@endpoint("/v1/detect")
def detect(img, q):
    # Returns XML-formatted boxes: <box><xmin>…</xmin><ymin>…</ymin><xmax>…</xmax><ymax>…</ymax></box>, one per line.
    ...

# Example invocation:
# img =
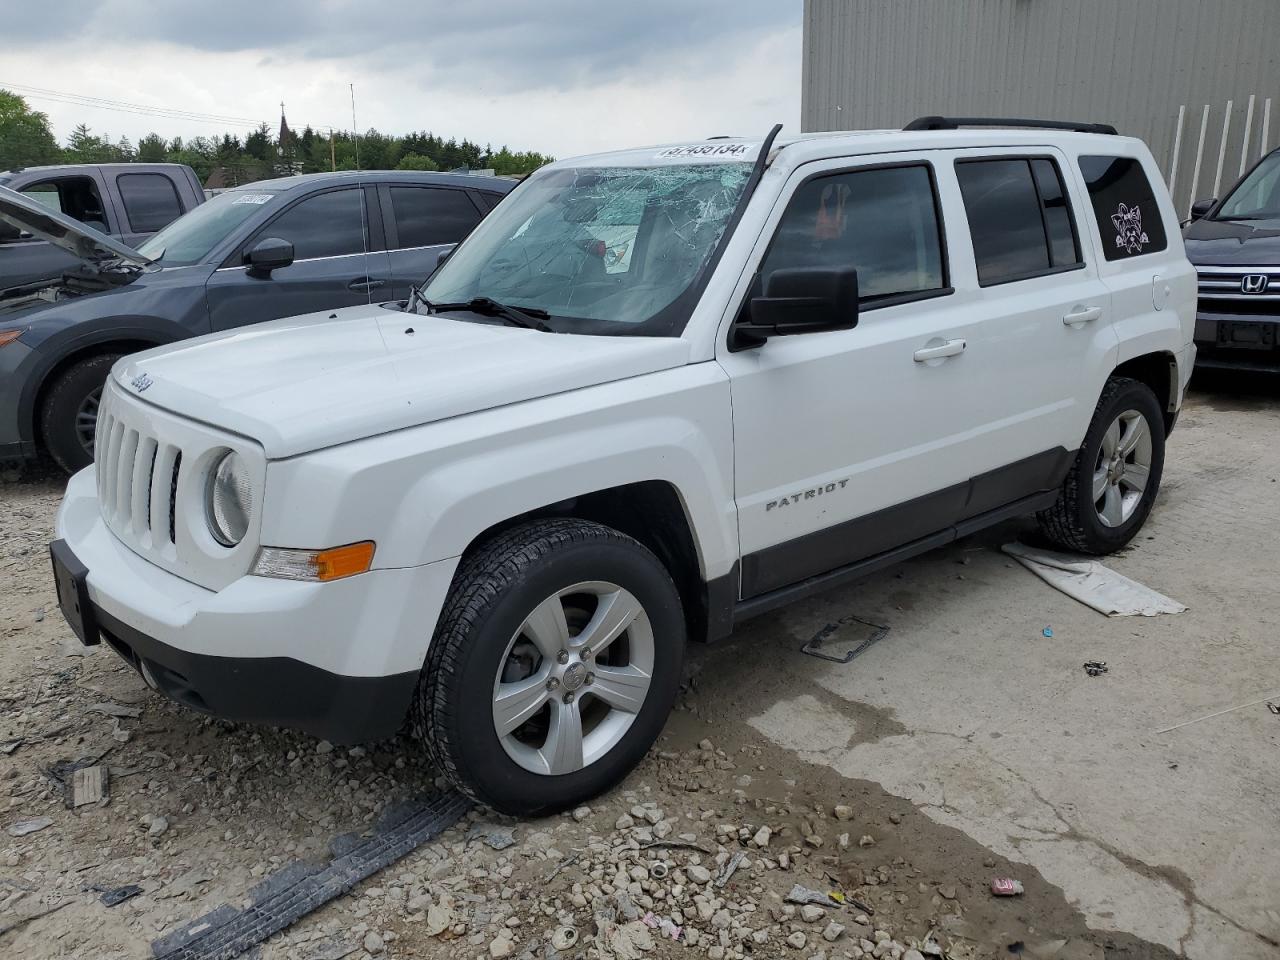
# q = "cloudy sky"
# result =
<box><xmin>2</xmin><ymin>0</ymin><xmax>802</xmax><ymax>159</ymax></box>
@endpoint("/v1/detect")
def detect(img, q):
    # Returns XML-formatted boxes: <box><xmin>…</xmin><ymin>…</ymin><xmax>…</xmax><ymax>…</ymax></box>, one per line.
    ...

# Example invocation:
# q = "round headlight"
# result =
<box><xmin>207</xmin><ymin>451</ymin><xmax>252</xmax><ymax>547</ymax></box>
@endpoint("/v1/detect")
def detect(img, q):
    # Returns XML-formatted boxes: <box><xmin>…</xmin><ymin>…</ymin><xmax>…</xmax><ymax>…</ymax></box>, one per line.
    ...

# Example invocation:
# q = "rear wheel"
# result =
<box><xmin>412</xmin><ymin>518</ymin><xmax>685</xmax><ymax>816</ymax></box>
<box><xmin>1037</xmin><ymin>376</ymin><xmax>1166</xmax><ymax>554</ymax></box>
<box><xmin>40</xmin><ymin>354</ymin><xmax>120</xmax><ymax>474</ymax></box>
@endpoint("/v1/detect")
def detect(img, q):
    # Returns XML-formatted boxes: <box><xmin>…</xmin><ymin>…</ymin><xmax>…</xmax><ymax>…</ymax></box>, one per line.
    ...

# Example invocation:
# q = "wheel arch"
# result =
<box><xmin>23</xmin><ymin>323</ymin><xmax>182</xmax><ymax>450</ymax></box>
<box><xmin>1112</xmin><ymin>350</ymin><xmax>1179</xmax><ymax>434</ymax></box>
<box><xmin>458</xmin><ymin>480</ymin><xmax>732</xmax><ymax>646</ymax></box>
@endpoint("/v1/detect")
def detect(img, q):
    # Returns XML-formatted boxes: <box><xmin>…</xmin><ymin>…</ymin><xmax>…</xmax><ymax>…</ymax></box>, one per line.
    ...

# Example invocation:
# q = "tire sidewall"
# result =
<box><xmin>42</xmin><ymin>354</ymin><xmax>119</xmax><ymax>474</ymax></box>
<box><xmin>443</xmin><ymin>536</ymin><xmax>685</xmax><ymax>816</ymax></box>
<box><xmin>1072</xmin><ymin>380</ymin><xmax>1166</xmax><ymax>551</ymax></box>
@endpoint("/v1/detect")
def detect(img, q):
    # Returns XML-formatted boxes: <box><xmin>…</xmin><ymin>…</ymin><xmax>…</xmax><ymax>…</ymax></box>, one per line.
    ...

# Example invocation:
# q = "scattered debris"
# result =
<box><xmin>1003</xmin><ymin>543</ymin><xmax>1187</xmax><ymax>617</ymax></box>
<box><xmin>649</xmin><ymin>862</ymin><xmax>669</xmax><ymax>880</ymax></box>
<box><xmin>5</xmin><ymin>817</ymin><xmax>53</xmax><ymax>838</ymax></box>
<box><xmin>641</xmin><ymin>910</ymin><xmax>683</xmax><ymax>941</ymax></box>
<box><xmin>991</xmin><ymin>877</ymin><xmax>1025</xmax><ymax>897</ymax></box>
<box><xmin>151</xmin><ymin>792</ymin><xmax>470</xmax><ymax>960</ymax></box>
<box><xmin>551</xmin><ymin>926</ymin><xmax>579</xmax><ymax>951</ymax></box>
<box><xmin>0</xmin><ymin>739</ymin><xmax>21</xmax><ymax>755</ymax></box>
<box><xmin>714</xmin><ymin>851</ymin><xmax>746</xmax><ymax>888</ymax></box>
<box><xmin>1083</xmin><ymin>661</ymin><xmax>1109</xmax><ymax>677</ymax></box>
<box><xmin>96</xmin><ymin>883</ymin><xmax>144</xmax><ymax>907</ymax></box>
<box><xmin>801</xmin><ymin>614</ymin><xmax>889</xmax><ymax>663</ymax></box>
<box><xmin>69</xmin><ymin>765</ymin><xmax>109</xmax><ymax>808</ymax></box>
<box><xmin>640</xmin><ymin>839</ymin><xmax>713</xmax><ymax>855</ymax></box>
<box><xmin>303</xmin><ymin>937</ymin><xmax>361</xmax><ymax>960</ymax></box>
<box><xmin>154</xmin><ymin>868</ymin><xmax>212</xmax><ymax>901</ymax></box>
<box><xmin>1267</xmin><ymin>702</ymin><xmax>1279</xmax><ymax>716</ymax></box>
<box><xmin>466</xmin><ymin>822</ymin><xmax>517</xmax><ymax>851</ymax></box>
<box><xmin>1155</xmin><ymin>688</ymin><xmax>1280</xmax><ymax>734</ymax></box>
<box><xmin>1042</xmin><ymin>626</ymin><xmax>1053</xmax><ymax>638</ymax></box>
<box><xmin>785</xmin><ymin>884</ymin><xmax>835</xmax><ymax>907</ymax></box>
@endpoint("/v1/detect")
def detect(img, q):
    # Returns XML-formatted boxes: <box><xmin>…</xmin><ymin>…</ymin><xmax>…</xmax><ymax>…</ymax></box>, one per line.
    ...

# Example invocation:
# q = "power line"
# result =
<box><xmin>0</xmin><ymin>80</ymin><xmax>264</xmax><ymax>127</ymax></box>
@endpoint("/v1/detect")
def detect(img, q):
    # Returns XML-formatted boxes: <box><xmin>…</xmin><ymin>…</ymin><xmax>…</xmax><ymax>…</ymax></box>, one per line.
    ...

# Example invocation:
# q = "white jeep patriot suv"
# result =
<box><xmin>51</xmin><ymin>118</ymin><xmax>1196</xmax><ymax>815</ymax></box>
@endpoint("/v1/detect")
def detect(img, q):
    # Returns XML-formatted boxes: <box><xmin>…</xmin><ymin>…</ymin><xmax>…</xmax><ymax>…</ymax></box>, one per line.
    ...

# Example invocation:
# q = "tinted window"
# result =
<box><xmin>21</xmin><ymin>177</ymin><xmax>107</xmax><ymax>230</ymax></box>
<box><xmin>759</xmin><ymin>164</ymin><xmax>946</xmax><ymax>302</ymax></box>
<box><xmin>957</xmin><ymin>158</ymin><xmax>1082</xmax><ymax>285</ymax></box>
<box><xmin>389</xmin><ymin>187</ymin><xmax>481</xmax><ymax>248</ymax></box>
<box><xmin>118</xmin><ymin>173</ymin><xmax>183</xmax><ymax>233</ymax></box>
<box><xmin>476</xmin><ymin>191</ymin><xmax>504</xmax><ymax>212</ymax></box>
<box><xmin>261</xmin><ymin>189</ymin><xmax>370</xmax><ymax>260</ymax></box>
<box><xmin>1078</xmin><ymin>155</ymin><xmax>1168</xmax><ymax>260</ymax></box>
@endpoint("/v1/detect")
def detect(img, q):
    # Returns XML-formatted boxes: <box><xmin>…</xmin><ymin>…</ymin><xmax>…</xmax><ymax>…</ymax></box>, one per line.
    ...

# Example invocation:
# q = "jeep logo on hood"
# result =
<box><xmin>130</xmin><ymin>372</ymin><xmax>154</xmax><ymax>393</ymax></box>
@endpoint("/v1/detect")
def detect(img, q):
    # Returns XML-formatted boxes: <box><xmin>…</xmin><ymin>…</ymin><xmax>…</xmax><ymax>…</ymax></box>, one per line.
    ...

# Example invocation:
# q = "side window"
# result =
<box><xmin>21</xmin><ymin>177</ymin><xmax>108</xmax><ymax>231</ymax></box>
<box><xmin>476</xmin><ymin>191</ymin><xmax>504</xmax><ymax>212</ymax></box>
<box><xmin>259</xmin><ymin>189</ymin><xmax>370</xmax><ymax>261</ymax></box>
<box><xmin>117</xmin><ymin>173</ymin><xmax>183</xmax><ymax>233</ymax></box>
<box><xmin>1078</xmin><ymin>155</ymin><xmax>1168</xmax><ymax>260</ymax></box>
<box><xmin>758</xmin><ymin>164</ymin><xmax>947</xmax><ymax>303</ymax></box>
<box><xmin>389</xmin><ymin>187</ymin><xmax>481</xmax><ymax>248</ymax></box>
<box><xmin>955</xmin><ymin>157</ymin><xmax>1082</xmax><ymax>286</ymax></box>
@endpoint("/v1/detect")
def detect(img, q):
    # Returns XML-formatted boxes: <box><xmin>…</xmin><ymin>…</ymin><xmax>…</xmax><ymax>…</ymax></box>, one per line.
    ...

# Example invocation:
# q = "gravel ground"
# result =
<box><xmin>0</xmin><ymin>378</ymin><xmax>1269</xmax><ymax>960</ymax></box>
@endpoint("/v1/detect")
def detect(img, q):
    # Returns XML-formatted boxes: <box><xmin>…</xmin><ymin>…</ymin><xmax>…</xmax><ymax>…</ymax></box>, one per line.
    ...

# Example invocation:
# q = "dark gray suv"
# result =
<box><xmin>0</xmin><ymin>170</ymin><xmax>513</xmax><ymax>472</ymax></box>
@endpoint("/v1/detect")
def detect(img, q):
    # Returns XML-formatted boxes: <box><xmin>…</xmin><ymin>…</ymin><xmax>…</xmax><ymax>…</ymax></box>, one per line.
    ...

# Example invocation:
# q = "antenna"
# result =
<box><xmin>349</xmin><ymin>83</ymin><xmax>373</xmax><ymax>305</ymax></box>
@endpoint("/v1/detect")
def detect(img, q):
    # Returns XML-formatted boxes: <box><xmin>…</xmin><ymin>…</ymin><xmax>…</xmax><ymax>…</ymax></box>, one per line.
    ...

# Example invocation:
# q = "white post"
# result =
<box><xmin>1212</xmin><ymin>99</ymin><xmax>1233</xmax><ymax>198</ymax></box>
<box><xmin>1187</xmin><ymin>104</ymin><xmax>1211</xmax><ymax>218</ymax></box>
<box><xmin>1262</xmin><ymin>98</ymin><xmax>1273</xmax><ymax>158</ymax></box>
<box><xmin>1168</xmin><ymin>105</ymin><xmax>1186</xmax><ymax>196</ymax></box>
<box><xmin>1239</xmin><ymin>94</ymin><xmax>1256</xmax><ymax>175</ymax></box>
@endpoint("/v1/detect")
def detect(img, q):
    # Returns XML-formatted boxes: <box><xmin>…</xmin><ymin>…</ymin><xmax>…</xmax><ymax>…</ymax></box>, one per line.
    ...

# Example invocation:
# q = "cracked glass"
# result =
<box><xmin>420</xmin><ymin>162</ymin><xmax>752</xmax><ymax>336</ymax></box>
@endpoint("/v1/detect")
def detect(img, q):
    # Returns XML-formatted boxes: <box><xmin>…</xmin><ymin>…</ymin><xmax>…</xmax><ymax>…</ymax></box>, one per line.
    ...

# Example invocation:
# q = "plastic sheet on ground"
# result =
<box><xmin>1002</xmin><ymin>543</ymin><xmax>1187</xmax><ymax>617</ymax></box>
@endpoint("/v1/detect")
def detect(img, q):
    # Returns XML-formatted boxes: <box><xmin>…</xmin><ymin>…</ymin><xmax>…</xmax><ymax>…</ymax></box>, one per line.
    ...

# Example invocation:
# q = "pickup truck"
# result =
<box><xmin>0</xmin><ymin>163</ymin><xmax>204</xmax><ymax>290</ymax></box>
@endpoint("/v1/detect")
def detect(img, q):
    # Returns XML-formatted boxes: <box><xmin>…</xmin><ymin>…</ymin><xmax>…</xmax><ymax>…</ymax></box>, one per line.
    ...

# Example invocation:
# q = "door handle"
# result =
<box><xmin>348</xmin><ymin>278</ymin><xmax>386</xmax><ymax>291</ymax></box>
<box><xmin>913</xmin><ymin>338</ymin><xmax>966</xmax><ymax>362</ymax></box>
<box><xmin>1063</xmin><ymin>305</ymin><xmax>1103</xmax><ymax>326</ymax></box>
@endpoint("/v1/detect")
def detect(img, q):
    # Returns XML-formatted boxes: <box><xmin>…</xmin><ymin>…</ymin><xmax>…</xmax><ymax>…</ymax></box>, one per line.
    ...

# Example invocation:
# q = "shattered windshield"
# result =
<box><xmin>420</xmin><ymin>162</ymin><xmax>752</xmax><ymax>336</ymax></box>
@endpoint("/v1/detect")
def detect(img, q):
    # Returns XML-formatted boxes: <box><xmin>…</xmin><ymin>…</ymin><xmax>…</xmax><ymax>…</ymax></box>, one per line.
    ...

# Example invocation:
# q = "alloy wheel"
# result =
<box><xmin>492</xmin><ymin>581</ymin><xmax>654</xmax><ymax>776</ymax></box>
<box><xmin>1093</xmin><ymin>409</ymin><xmax>1153</xmax><ymax>528</ymax></box>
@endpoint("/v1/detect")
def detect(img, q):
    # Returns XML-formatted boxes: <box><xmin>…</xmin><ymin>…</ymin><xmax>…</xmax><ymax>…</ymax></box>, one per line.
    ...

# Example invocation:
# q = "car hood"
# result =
<box><xmin>1183</xmin><ymin>216</ymin><xmax>1280</xmax><ymax>265</ymax></box>
<box><xmin>0</xmin><ymin>185</ymin><xmax>153</xmax><ymax>268</ymax></box>
<box><xmin>114</xmin><ymin>304</ymin><xmax>692</xmax><ymax>458</ymax></box>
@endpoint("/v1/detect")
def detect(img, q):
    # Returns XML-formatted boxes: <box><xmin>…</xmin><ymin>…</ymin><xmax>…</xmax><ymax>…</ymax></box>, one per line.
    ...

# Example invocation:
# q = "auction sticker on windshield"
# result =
<box><xmin>232</xmin><ymin>194</ymin><xmax>274</xmax><ymax>205</ymax></box>
<box><xmin>654</xmin><ymin>143</ymin><xmax>757</xmax><ymax>160</ymax></box>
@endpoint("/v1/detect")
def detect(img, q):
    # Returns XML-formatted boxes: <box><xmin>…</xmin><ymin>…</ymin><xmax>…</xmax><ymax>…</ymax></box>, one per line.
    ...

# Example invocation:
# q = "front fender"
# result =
<box><xmin>261</xmin><ymin>363</ymin><xmax>739</xmax><ymax>582</ymax></box>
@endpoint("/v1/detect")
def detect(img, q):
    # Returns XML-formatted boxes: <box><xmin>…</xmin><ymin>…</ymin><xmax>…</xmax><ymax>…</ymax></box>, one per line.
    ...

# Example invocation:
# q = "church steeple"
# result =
<box><xmin>278</xmin><ymin>102</ymin><xmax>293</xmax><ymax>153</ymax></box>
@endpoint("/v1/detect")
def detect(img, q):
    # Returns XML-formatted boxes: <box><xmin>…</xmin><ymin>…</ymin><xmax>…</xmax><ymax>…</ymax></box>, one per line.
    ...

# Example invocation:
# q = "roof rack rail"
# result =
<box><xmin>905</xmin><ymin>116</ymin><xmax>1119</xmax><ymax>136</ymax></box>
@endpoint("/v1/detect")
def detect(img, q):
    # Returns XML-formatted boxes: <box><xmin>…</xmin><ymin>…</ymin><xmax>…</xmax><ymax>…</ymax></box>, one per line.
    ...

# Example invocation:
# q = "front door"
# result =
<box><xmin>205</xmin><ymin>186</ymin><xmax>392</xmax><ymax>332</ymax></box>
<box><xmin>721</xmin><ymin>155</ymin><xmax>989</xmax><ymax>598</ymax></box>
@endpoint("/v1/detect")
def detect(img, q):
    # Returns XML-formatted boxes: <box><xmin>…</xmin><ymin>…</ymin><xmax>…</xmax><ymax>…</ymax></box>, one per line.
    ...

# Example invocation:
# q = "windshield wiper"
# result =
<box><xmin>428</xmin><ymin>296</ymin><xmax>554</xmax><ymax>332</ymax></box>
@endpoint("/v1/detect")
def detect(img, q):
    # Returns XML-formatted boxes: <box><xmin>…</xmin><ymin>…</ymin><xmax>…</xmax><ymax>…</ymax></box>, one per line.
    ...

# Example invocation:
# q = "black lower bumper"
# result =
<box><xmin>94</xmin><ymin>605</ymin><xmax>419</xmax><ymax>745</ymax></box>
<box><xmin>1194</xmin><ymin>314</ymin><xmax>1280</xmax><ymax>372</ymax></box>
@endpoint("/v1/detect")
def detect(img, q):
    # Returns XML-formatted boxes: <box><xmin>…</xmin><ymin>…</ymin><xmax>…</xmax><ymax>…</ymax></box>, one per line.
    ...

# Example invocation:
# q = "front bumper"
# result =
<box><xmin>53</xmin><ymin>466</ymin><xmax>459</xmax><ymax>744</ymax></box>
<box><xmin>1193</xmin><ymin>309</ymin><xmax>1280</xmax><ymax>372</ymax></box>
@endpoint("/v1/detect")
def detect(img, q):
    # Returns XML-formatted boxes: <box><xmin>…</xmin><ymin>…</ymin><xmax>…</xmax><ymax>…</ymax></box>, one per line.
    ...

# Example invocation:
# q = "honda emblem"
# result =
<box><xmin>1241</xmin><ymin>274</ymin><xmax>1270</xmax><ymax>294</ymax></box>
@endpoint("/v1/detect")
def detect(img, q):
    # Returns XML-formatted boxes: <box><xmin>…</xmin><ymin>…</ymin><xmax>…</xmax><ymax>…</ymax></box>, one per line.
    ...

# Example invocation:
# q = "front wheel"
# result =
<box><xmin>40</xmin><ymin>353</ymin><xmax>120</xmax><ymax>474</ymax></box>
<box><xmin>411</xmin><ymin>519</ymin><xmax>685</xmax><ymax>816</ymax></box>
<box><xmin>1037</xmin><ymin>376</ymin><xmax>1166</xmax><ymax>554</ymax></box>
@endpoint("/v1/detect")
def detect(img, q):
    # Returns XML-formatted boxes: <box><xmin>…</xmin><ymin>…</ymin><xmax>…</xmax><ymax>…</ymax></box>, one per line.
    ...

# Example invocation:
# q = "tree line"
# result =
<box><xmin>0</xmin><ymin>90</ymin><xmax>553</xmax><ymax>184</ymax></box>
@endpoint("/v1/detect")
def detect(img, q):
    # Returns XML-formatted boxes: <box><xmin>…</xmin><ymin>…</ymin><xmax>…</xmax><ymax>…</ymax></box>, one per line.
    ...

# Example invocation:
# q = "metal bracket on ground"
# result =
<box><xmin>800</xmin><ymin>615</ymin><xmax>889</xmax><ymax>664</ymax></box>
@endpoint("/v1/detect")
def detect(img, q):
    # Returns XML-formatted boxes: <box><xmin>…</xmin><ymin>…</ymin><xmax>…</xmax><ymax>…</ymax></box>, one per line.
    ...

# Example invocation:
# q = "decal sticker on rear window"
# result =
<box><xmin>654</xmin><ymin>143</ymin><xmax>755</xmax><ymax>160</ymax></box>
<box><xmin>1111</xmin><ymin>203</ymin><xmax>1150</xmax><ymax>255</ymax></box>
<box><xmin>232</xmin><ymin>194</ymin><xmax>274</xmax><ymax>205</ymax></box>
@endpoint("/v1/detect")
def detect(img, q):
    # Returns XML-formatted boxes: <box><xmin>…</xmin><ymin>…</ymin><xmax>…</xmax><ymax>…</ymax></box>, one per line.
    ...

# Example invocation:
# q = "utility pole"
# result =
<box><xmin>329</xmin><ymin>127</ymin><xmax>336</xmax><ymax>172</ymax></box>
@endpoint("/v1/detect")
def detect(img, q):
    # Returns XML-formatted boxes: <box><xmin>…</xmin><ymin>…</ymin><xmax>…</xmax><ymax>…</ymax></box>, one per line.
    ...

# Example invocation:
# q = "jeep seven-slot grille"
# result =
<box><xmin>95</xmin><ymin>409</ymin><xmax>183</xmax><ymax>548</ymax></box>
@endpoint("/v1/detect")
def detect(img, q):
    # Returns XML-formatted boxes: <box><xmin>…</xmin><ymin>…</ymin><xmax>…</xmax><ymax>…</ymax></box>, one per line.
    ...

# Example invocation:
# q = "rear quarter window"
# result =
<box><xmin>1077</xmin><ymin>156</ymin><xmax>1167</xmax><ymax>260</ymax></box>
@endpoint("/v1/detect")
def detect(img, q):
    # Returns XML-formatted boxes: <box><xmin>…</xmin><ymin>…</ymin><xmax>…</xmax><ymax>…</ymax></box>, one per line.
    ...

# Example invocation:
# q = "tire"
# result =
<box><xmin>40</xmin><ymin>354</ymin><xmax>120</xmax><ymax>475</ymax></box>
<box><xmin>1037</xmin><ymin>376</ymin><xmax>1166</xmax><ymax>554</ymax></box>
<box><xmin>411</xmin><ymin>518</ymin><xmax>685</xmax><ymax>816</ymax></box>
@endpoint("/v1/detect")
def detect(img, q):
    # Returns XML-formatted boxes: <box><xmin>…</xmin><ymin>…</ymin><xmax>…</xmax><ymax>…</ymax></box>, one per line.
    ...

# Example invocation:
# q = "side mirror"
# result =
<box><xmin>732</xmin><ymin>267</ymin><xmax>859</xmax><ymax>350</ymax></box>
<box><xmin>1189</xmin><ymin>198</ymin><xmax>1217</xmax><ymax>222</ymax></box>
<box><xmin>245</xmin><ymin>237</ymin><xmax>294</xmax><ymax>275</ymax></box>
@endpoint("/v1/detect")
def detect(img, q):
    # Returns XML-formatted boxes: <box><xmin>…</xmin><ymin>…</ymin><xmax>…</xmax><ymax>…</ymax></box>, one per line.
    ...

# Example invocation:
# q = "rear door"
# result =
<box><xmin>205</xmin><ymin>185</ymin><xmax>392</xmax><ymax>331</ymax></box>
<box><xmin>947</xmin><ymin>149</ymin><xmax>1118</xmax><ymax>497</ymax></box>
<box><xmin>378</xmin><ymin>184</ymin><xmax>484</xmax><ymax>299</ymax></box>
